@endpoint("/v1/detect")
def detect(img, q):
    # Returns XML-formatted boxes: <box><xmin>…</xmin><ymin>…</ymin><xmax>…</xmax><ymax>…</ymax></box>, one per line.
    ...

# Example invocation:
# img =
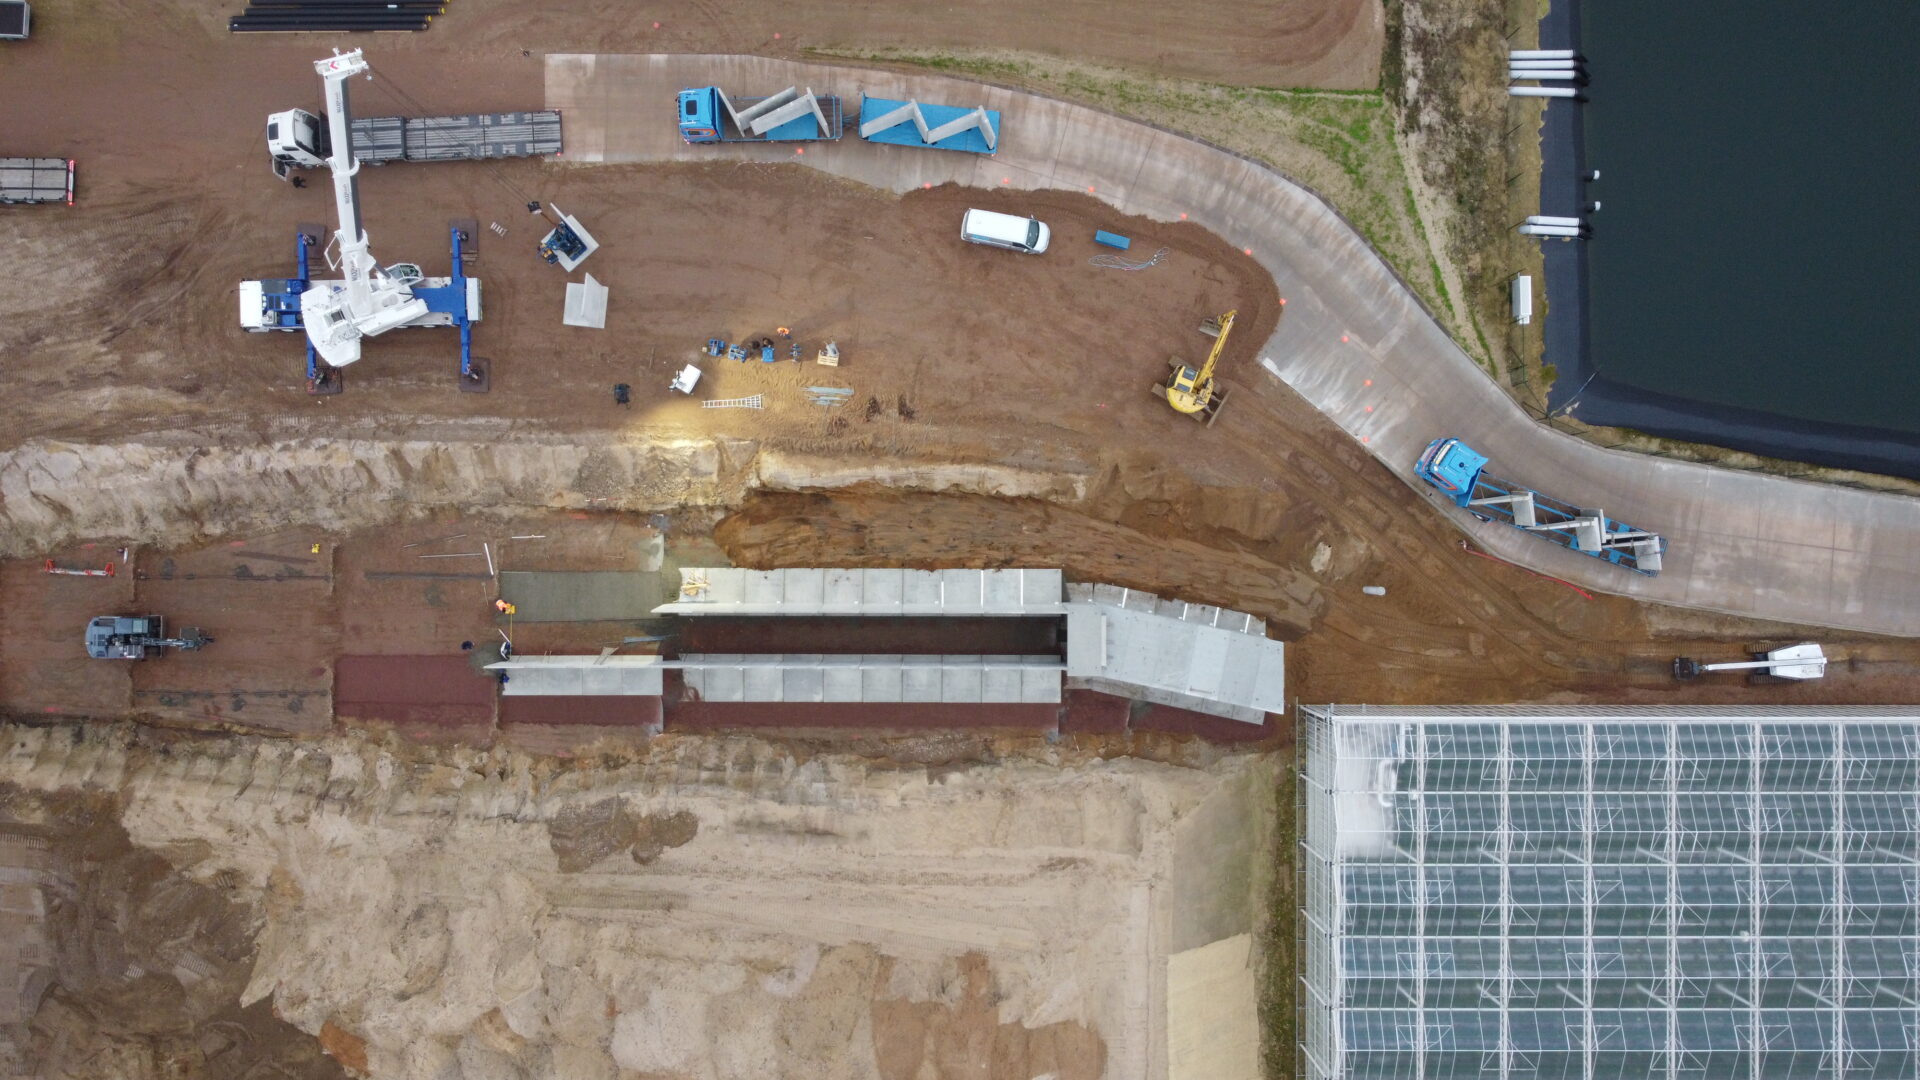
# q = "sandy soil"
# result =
<box><xmin>0</xmin><ymin>722</ymin><xmax>1276</xmax><ymax>1080</ymax></box>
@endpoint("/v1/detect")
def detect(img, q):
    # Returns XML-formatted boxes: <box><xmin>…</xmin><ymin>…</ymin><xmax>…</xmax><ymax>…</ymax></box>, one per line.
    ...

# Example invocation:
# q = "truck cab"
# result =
<box><xmin>266</xmin><ymin>109</ymin><xmax>327</xmax><ymax>176</ymax></box>
<box><xmin>677</xmin><ymin>89</ymin><xmax>722</xmax><ymax>143</ymax></box>
<box><xmin>1414</xmin><ymin>437</ymin><xmax>1487</xmax><ymax>503</ymax></box>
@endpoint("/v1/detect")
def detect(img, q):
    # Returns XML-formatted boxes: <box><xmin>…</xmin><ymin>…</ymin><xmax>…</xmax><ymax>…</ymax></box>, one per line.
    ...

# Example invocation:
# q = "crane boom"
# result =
<box><xmin>297</xmin><ymin>49</ymin><xmax>428</xmax><ymax>368</ymax></box>
<box><xmin>320</xmin><ymin>51</ymin><xmax>372</xmax><ymax>319</ymax></box>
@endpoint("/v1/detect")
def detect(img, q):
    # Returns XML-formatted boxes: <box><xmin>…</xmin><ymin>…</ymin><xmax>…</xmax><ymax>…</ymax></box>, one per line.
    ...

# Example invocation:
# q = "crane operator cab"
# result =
<box><xmin>960</xmin><ymin>209</ymin><xmax>1050</xmax><ymax>255</ymax></box>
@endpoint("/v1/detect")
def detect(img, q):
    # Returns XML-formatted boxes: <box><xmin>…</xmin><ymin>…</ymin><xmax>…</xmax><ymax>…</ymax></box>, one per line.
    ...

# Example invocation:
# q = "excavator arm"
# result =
<box><xmin>1161</xmin><ymin>309</ymin><xmax>1237</xmax><ymax>421</ymax></box>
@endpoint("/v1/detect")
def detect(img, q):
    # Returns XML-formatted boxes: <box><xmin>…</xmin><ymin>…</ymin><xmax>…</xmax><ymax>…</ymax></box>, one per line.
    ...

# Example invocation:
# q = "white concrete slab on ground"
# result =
<box><xmin>486</xmin><ymin>654</ymin><xmax>663</xmax><ymax>696</ymax></box>
<box><xmin>562</xmin><ymin>273</ymin><xmax>608</xmax><ymax>329</ymax></box>
<box><xmin>677</xmin><ymin>654</ymin><xmax>1063</xmax><ymax>703</ymax></box>
<box><xmin>549</xmin><ymin>54</ymin><xmax>1920</xmax><ymax>636</ymax></box>
<box><xmin>655</xmin><ymin>566</ymin><xmax>1066</xmax><ymax>616</ymax></box>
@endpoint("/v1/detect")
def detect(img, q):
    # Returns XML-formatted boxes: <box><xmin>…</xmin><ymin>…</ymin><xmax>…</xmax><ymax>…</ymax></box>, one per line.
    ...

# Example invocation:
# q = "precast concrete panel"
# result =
<box><xmin>742</xmin><ymin>665</ymin><xmax>783</xmax><ymax>701</ymax></box>
<box><xmin>901</xmin><ymin>665</ymin><xmax>942</xmax><ymax>703</ymax></box>
<box><xmin>939</xmin><ymin>569</ymin><xmax>984</xmax><ymax>611</ymax></box>
<box><xmin>861</xmin><ymin>568</ymin><xmax>905</xmax><ymax>610</ymax></box>
<box><xmin>862</xmin><ymin>662</ymin><xmax>904</xmax><ymax>701</ymax></box>
<box><xmin>823</xmin><ymin>568</ymin><xmax>863</xmax><ymax>609</ymax></box>
<box><xmin>785</xmin><ymin>665</ymin><xmax>825</xmax><ymax>702</ymax></box>
<box><xmin>700</xmin><ymin>662</ymin><xmax>745</xmax><ymax>703</ymax></box>
<box><xmin>942</xmin><ymin>664</ymin><xmax>983</xmax><ymax>703</ymax></box>
<box><xmin>902</xmin><ymin>571</ymin><xmax>943</xmax><ymax>609</ymax></box>
<box><xmin>823</xmin><ymin>666</ymin><xmax>863</xmax><ymax>702</ymax></box>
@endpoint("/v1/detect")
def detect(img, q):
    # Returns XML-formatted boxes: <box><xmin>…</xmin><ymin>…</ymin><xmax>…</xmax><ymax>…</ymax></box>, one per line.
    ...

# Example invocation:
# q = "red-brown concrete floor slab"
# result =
<box><xmin>1060</xmin><ymin>689</ymin><xmax>1131</xmax><ymax>735</ymax></box>
<box><xmin>498</xmin><ymin>695</ymin><xmax>660</xmax><ymax>728</ymax></box>
<box><xmin>334</xmin><ymin>655</ymin><xmax>496</xmax><ymax>729</ymax></box>
<box><xmin>0</xmin><ymin>548</ymin><xmax>137</xmax><ymax>719</ymax></box>
<box><xmin>674</xmin><ymin>617</ymin><xmax>1064</xmax><ymax>656</ymax></box>
<box><xmin>131</xmin><ymin>537</ymin><xmax>336</xmax><ymax>734</ymax></box>
<box><xmin>1132</xmin><ymin>703</ymin><xmax>1274</xmax><ymax>743</ymax></box>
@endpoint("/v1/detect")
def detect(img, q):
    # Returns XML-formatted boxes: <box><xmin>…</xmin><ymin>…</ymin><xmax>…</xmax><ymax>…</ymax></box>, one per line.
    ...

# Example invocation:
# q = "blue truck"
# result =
<box><xmin>1415</xmin><ymin>437</ymin><xmax>1666</xmax><ymax>575</ymax></box>
<box><xmin>678</xmin><ymin>86</ymin><xmax>1001</xmax><ymax>155</ymax></box>
<box><xmin>677</xmin><ymin>86</ymin><xmax>844</xmax><ymax>143</ymax></box>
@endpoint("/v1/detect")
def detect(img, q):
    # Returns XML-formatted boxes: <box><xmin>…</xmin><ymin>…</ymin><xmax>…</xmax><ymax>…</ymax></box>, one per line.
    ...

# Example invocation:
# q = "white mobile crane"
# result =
<box><xmin>301</xmin><ymin>50</ymin><xmax>429</xmax><ymax>368</ymax></box>
<box><xmin>240</xmin><ymin>49</ymin><xmax>485</xmax><ymax>391</ymax></box>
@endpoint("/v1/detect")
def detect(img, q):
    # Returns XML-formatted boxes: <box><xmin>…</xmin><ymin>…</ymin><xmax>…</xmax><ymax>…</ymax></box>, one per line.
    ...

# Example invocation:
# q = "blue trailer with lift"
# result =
<box><xmin>1415</xmin><ymin>437</ymin><xmax>1666</xmax><ymax>575</ymax></box>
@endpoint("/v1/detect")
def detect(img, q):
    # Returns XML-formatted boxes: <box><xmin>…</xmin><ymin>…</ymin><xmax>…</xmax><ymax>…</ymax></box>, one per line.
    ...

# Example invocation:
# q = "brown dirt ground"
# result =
<box><xmin>715</xmin><ymin>490</ymin><xmax>1920</xmax><ymax>708</ymax></box>
<box><xmin>3</xmin><ymin>0</ymin><xmax>1913</xmax><ymax>730</ymax></box>
<box><xmin>160</xmin><ymin>0</ymin><xmax>1382</xmax><ymax>90</ymax></box>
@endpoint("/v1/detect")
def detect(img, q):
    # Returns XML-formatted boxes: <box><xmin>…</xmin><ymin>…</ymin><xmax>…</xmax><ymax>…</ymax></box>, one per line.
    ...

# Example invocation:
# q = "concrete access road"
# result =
<box><xmin>547</xmin><ymin>54</ymin><xmax>1920</xmax><ymax>636</ymax></box>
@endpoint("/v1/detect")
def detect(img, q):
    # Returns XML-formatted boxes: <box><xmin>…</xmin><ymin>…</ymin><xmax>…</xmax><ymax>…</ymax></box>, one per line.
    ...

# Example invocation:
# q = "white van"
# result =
<box><xmin>960</xmin><ymin>208</ymin><xmax>1050</xmax><ymax>255</ymax></box>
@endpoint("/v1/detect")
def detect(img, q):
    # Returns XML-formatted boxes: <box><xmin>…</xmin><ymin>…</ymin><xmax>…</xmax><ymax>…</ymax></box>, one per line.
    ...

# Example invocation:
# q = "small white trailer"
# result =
<box><xmin>0</xmin><ymin>157</ymin><xmax>73</xmax><ymax>205</ymax></box>
<box><xmin>0</xmin><ymin>2</ymin><xmax>29</xmax><ymax>41</ymax></box>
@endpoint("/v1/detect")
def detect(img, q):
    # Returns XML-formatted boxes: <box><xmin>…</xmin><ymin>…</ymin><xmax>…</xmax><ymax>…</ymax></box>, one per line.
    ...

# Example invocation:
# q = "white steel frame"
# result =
<box><xmin>1299</xmin><ymin>706</ymin><xmax>1920</xmax><ymax>1080</ymax></box>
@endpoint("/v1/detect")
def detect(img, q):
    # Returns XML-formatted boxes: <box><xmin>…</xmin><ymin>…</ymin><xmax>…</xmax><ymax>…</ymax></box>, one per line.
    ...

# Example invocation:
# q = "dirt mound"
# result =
<box><xmin>0</xmin><ymin>788</ymin><xmax>344</xmax><ymax>1079</ymax></box>
<box><xmin>0</xmin><ymin>724</ymin><xmax>1275</xmax><ymax>1080</ymax></box>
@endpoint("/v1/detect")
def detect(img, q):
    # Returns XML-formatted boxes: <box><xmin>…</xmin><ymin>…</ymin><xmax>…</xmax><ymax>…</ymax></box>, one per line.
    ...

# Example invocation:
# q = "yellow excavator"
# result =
<box><xmin>1157</xmin><ymin>309</ymin><xmax>1236</xmax><ymax>425</ymax></box>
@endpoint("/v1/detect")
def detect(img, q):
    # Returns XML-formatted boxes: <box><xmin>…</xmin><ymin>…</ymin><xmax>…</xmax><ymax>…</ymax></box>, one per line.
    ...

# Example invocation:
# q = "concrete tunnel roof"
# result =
<box><xmin>546</xmin><ymin>54</ymin><xmax>1920</xmax><ymax>636</ymax></box>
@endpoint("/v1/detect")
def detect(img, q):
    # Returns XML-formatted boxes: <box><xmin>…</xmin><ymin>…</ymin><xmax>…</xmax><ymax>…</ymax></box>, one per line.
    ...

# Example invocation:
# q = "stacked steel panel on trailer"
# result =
<box><xmin>398</xmin><ymin>111</ymin><xmax>562</xmax><ymax>161</ymax></box>
<box><xmin>347</xmin><ymin>117</ymin><xmax>408</xmax><ymax>163</ymax></box>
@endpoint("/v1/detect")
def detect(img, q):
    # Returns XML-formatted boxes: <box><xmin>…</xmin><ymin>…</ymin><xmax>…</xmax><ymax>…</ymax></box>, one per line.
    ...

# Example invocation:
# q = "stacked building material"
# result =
<box><xmin>230</xmin><ymin>0</ymin><xmax>446</xmax><ymax>34</ymax></box>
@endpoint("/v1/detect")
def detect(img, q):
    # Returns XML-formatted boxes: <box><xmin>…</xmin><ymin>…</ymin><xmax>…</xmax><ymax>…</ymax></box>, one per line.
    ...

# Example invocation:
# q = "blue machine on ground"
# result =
<box><xmin>677</xmin><ymin>86</ymin><xmax>844</xmax><ymax>143</ymax></box>
<box><xmin>1414</xmin><ymin>437</ymin><xmax>1666</xmax><ymax>575</ymax></box>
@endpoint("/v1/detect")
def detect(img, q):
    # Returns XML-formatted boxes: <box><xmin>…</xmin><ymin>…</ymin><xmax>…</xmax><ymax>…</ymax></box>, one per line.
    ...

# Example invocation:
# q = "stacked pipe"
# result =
<box><xmin>1508</xmin><ymin>49</ymin><xmax>1584</xmax><ymax>98</ymax></box>
<box><xmin>230</xmin><ymin>0</ymin><xmax>446</xmax><ymax>34</ymax></box>
<box><xmin>1519</xmin><ymin>215</ymin><xmax>1587</xmax><ymax>239</ymax></box>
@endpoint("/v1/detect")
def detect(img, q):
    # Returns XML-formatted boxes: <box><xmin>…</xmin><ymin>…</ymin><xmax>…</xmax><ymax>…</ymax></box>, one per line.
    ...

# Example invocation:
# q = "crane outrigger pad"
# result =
<box><xmin>459</xmin><ymin>356</ymin><xmax>491</xmax><ymax>394</ymax></box>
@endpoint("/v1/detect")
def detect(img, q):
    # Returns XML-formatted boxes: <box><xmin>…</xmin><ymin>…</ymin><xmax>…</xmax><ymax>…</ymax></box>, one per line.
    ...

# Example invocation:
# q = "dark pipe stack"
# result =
<box><xmin>230</xmin><ymin>0</ymin><xmax>448</xmax><ymax>34</ymax></box>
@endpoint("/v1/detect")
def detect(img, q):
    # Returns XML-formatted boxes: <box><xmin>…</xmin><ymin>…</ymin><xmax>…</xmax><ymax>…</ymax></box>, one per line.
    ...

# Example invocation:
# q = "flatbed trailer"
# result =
<box><xmin>0</xmin><ymin>157</ymin><xmax>74</xmax><ymax>205</ymax></box>
<box><xmin>1415</xmin><ymin>437</ymin><xmax>1666</xmax><ymax>575</ymax></box>
<box><xmin>268</xmin><ymin>107</ymin><xmax>562</xmax><ymax>178</ymax></box>
<box><xmin>858</xmin><ymin>94</ymin><xmax>1000</xmax><ymax>154</ymax></box>
<box><xmin>351</xmin><ymin>111</ymin><xmax>563</xmax><ymax>165</ymax></box>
